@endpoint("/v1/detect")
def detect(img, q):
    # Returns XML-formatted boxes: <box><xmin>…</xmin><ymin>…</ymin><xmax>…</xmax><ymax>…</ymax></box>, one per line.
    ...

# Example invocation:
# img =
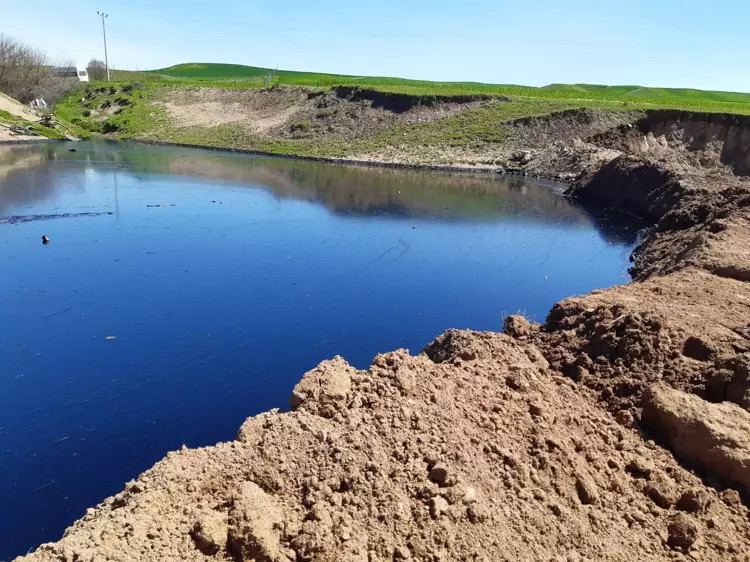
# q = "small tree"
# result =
<box><xmin>0</xmin><ymin>33</ymin><xmax>49</xmax><ymax>102</ymax></box>
<box><xmin>0</xmin><ymin>34</ymin><xmax>78</xmax><ymax>106</ymax></box>
<box><xmin>87</xmin><ymin>59</ymin><xmax>107</xmax><ymax>81</ymax></box>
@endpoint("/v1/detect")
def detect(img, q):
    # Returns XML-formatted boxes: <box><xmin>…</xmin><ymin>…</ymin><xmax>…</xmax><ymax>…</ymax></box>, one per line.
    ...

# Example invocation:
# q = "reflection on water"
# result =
<box><xmin>0</xmin><ymin>140</ymin><xmax>639</xmax><ymax>559</ymax></box>
<box><xmin>0</xmin><ymin>140</ymin><xmax>638</xmax><ymax>240</ymax></box>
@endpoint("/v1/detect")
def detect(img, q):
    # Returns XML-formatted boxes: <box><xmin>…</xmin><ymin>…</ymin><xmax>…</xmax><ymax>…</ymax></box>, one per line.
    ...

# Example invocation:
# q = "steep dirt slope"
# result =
<box><xmin>0</xmin><ymin>92</ymin><xmax>43</xmax><ymax>141</ymax></box>
<box><xmin>602</xmin><ymin>111</ymin><xmax>750</xmax><ymax>177</ymax></box>
<box><xmin>524</xmin><ymin>111</ymin><xmax>750</xmax><ymax>422</ymax></box>
<box><xmin>0</xmin><ymin>91</ymin><xmax>39</xmax><ymax>121</ymax></box>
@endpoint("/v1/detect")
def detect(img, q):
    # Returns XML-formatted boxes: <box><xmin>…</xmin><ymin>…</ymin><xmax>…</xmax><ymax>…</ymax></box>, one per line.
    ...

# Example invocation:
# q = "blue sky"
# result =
<box><xmin>3</xmin><ymin>0</ymin><xmax>749</xmax><ymax>92</ymax></box>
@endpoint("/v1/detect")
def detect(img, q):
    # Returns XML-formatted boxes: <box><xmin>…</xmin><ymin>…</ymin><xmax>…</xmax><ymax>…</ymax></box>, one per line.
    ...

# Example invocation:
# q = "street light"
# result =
<box><xmin>97</xmin><ymin>11</ymin><xmax>110</xmax><ymax>81</ymax></box>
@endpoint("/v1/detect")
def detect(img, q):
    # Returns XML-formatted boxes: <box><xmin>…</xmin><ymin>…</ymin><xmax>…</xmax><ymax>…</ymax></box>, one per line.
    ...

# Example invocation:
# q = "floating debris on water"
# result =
<box><xmin>0</xmin><ymin>212</ymin><xmax>113</xmax><ymax>225</ymax></box>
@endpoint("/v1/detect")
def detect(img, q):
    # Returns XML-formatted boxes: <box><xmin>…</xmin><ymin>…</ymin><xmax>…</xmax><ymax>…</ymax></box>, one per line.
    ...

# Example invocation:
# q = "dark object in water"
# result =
<box><xmin>42</xmin><ymin>235</ymin><xmax>50</xmax><ymax>245</ymax></box>
<box><xmin>68</xmin><ymin>148</ymin><xmax>77</xmax><ymax>152</ymax></box>
<box><xmin>3</xmin><ymin>212</ymin><xmax>113</xmax><ymax>225</ymax></box>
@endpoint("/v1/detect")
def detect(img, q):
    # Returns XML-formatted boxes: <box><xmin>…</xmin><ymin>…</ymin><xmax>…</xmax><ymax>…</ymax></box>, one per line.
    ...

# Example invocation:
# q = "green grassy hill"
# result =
<box><xmin>150</xmin><ymin>63</ymin><xmax>518</xmax><ymax>92</ymax></box>
<box><xmin>149</xmin><ymin>62</ymin><xmax>750</xmax><ymax>112</ymax></box>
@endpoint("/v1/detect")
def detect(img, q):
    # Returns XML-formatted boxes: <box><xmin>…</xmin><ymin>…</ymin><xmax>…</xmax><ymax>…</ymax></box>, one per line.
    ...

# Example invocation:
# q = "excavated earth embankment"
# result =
<box><xmin>157</xmin><ymin>85</ymin><xmax>489</xmax><ymax>143</ymax></box>
<box><xmin>16</xmin><ymin>110</ymin><xmax>750</xmax><ymax>562</ymax></box>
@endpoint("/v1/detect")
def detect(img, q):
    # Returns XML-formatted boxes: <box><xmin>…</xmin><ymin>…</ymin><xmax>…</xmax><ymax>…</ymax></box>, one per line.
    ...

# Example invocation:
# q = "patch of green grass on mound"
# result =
<box><xmin>0</xmin><ymin>109</ymin><xmax>67</xmax><ymax>139</ymax></box>
<box><xmin>55</xmin><ymin>82</ymin><xmax>170</xmax><ymax>139</ymax></box>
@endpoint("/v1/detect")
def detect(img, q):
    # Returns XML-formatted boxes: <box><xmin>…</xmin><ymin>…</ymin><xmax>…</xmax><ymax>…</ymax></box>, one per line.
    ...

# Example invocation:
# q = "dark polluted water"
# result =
<box><xmin>0</xmin><ymin>140</ymin><xmax>640</xmax><ymax>559</ymax></box>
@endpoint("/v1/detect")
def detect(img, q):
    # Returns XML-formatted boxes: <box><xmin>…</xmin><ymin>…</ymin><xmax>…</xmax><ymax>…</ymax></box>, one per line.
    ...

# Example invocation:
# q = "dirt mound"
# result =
<box><xmin>630</xmin><ymin>190</ymin><xmax>750</xmax><ymax>281</ymax></box>
<box><xmin>0</xmin><ymin>91</ymin><xmax>45</xmax><ymax>142</ymax></box>
<box><xmin>17</xmin><ymin>332</ymin><xmax>750</xmax><ymax>562</ymax></box>
<box><xmin>527</xmin><ymin>267</ymin><xmax>750</xmax><ymax>417</ymax></box>
<box><xmin>567</xmin><ymin>156</ymin><xmax>684</xmax><ymax>221</ymax></box>
<box><xmin>569</xmin><ymin>110</ymin><xmax>750</xmax><ymax>214</ymax></box>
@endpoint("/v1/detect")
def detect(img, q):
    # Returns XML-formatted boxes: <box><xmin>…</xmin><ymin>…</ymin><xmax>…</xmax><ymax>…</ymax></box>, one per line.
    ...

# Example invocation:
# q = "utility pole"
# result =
<box><xmin>97</xmin><ymin>11</ymin><xmax>110</xmax><ymax>81</ymax></box>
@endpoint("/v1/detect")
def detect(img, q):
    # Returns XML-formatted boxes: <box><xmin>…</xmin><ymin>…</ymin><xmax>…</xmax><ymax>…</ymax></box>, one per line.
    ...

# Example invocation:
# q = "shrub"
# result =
<box><xmin>86</xmin><ymin>59</ymin><xmax>107</xmax><ymax>81</ymax></box>
<box><xmin>291</xmin><ymin>120</ymin><xmax>312</xmax><ymax>131</ymax></box>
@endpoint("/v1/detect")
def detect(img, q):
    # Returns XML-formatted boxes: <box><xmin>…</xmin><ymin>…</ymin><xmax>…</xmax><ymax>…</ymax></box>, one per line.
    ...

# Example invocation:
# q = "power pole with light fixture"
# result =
<box><xmin>97</xmin><ymin>11</ymin><xmax>110</xmax><ymax>81</ymax></box>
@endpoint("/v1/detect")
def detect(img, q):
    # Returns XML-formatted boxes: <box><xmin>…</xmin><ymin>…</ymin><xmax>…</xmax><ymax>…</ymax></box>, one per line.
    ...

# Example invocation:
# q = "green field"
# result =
<box><xmin>145</xmin><ymin>62</ymin><xmax>750</xmax><ymax>113</ymax></box>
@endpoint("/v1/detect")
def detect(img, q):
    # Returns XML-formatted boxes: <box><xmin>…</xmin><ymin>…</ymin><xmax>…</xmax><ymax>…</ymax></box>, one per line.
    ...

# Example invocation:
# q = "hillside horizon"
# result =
<box><xmin>149</xmin><ymin>62</ymin><xmax>750</xmax><ymax>100</ymax></box>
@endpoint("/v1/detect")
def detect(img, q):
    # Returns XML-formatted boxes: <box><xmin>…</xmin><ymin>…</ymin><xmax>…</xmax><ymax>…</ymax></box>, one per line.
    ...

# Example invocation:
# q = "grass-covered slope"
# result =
<box><xmin>53</xmin><ymin>81</ymin><xmax>636</xmax><ymax>163</ymax></box>
<box><xmin>149</xmin><ymin>62</ymin><xmax>750</xmax><ymax>113</ymax></box>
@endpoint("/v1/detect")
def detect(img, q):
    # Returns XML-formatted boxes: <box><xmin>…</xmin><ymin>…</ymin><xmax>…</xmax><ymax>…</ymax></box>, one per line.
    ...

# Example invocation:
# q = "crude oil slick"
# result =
<box><xmin>0</xmin><ymin>141</ymin><xmax>639</xmax><ymax>558</ymax></box>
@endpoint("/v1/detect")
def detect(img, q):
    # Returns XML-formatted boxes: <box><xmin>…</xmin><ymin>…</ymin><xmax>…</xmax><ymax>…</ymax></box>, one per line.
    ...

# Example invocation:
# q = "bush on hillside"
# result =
<box><xmin>87</xmin><ymin>59</ymin><xmax>107</xmax><ymax>81</ymax></box>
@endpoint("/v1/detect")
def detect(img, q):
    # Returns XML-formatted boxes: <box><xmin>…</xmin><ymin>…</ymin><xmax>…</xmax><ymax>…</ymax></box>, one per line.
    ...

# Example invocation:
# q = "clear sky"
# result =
<box><xmin>3</xmin><ymin>0</ymin><xmax>749</xmax><ymax>92</ymax></box>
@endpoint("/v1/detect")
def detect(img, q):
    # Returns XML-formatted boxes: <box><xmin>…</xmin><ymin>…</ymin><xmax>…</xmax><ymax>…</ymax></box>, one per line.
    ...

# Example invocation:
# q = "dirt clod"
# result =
<box><xmin>190</xmin><ymin>511</ymin><xmax>228</xmax><ymax>556</ymax></box>
<box><xmin>461</xmin><ymin>486</ymin><xmax>477</xmax><ymax>505</ymax></box>
<box><xmin>666</xmin><ymin>513</ymin><xmax>699</xmax><ymax>551</ymax></box>
<box><xmin>430</xmin><ymin>496</ymin><xmax>449</xmax><ymax>519</ymax></box>
<box><xmin>574</xmin><ymin>474</ymin><xmax>598</xmax><ymax>505</ymax></box>
<box><xmin>644</xmin><ymin>472</ymin><xmax>678</xmax><ymax>509</ymax></box>
<box><xmin>228</xmin><ymin>481</ymin><xmax>284</xmax><ymax>562</ymax></box>
<box><xmin>721</xmin><ymin>489</ymin><xmax>742</xmax><ymax>507</ymax></box>
<box><xmin>676</xmin><ymin>489</ymin><xmax>711</xmax><ymax>514</ymax></box>
<box><xmin>642</xmin><ymin>383</ymin><xmax>750</xmax><ymax>495</ymax></box>
<box><xmin>503</xmin><ymin>315</ymin><xmax>533</xmax><ymax>338</ymax></box>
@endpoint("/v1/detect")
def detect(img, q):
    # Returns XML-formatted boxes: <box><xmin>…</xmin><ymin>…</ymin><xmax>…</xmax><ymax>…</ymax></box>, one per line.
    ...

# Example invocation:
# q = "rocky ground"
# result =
<box><xmin>16</xmin><ymin>105</ymin><xmax>750</xmax><ymax>561</ymax></box>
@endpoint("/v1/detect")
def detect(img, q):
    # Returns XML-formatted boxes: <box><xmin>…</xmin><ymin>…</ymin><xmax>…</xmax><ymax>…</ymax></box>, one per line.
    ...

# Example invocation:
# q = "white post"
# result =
<box><xmin>97</xmin><ymin>11</ymin><xmax>110</xmax><ymax>81</ymax></box>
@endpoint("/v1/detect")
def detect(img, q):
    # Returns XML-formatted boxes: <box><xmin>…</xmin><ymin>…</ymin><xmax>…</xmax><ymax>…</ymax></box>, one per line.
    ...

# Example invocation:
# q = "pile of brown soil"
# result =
<box><xmin>529</xmin><ymin>268</ymin><xmax>750</xmax><ymax>416</ymax></box>
<box><xmin>17</xmin><ymin>333</ymin><xmax>750</xmax><ymax>561</ymax></box>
